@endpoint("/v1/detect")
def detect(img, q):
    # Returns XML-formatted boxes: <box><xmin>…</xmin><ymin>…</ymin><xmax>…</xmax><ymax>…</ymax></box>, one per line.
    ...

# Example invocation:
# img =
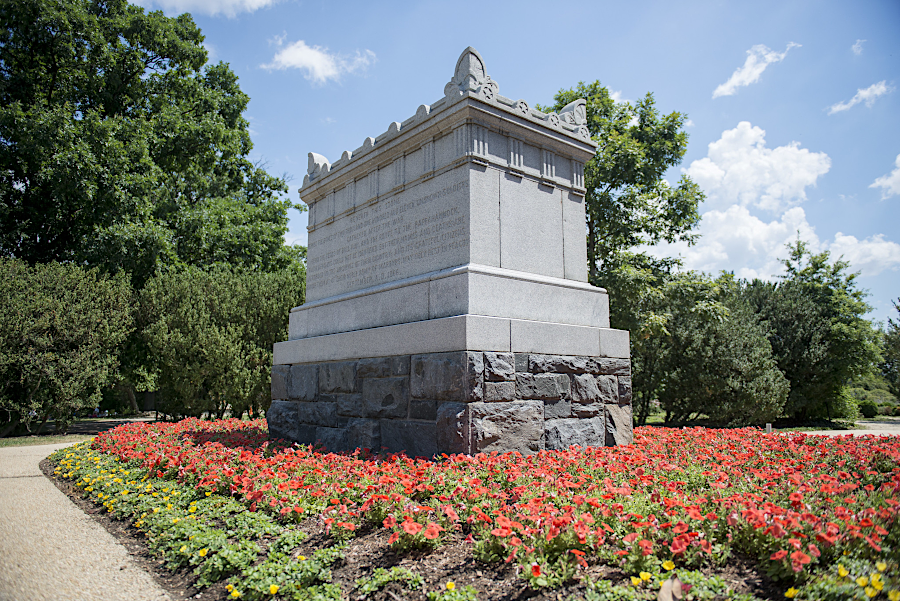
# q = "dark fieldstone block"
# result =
<box><xmin>381</xmin><ymin>420</ymin><xmax>438</xmax><ymax>458</ymax></box>
<box><xmin>466</xmin><ymin>352</ymin><xmax>484</xmax><ymax>401</ymax></box>
<box><xmin>436</xmin><ymin>402</ymin><xmax>469</xmax><ymax>455</ymax></box>
<box><xmin>410</xmin><ymin>399</ymin><xmax>438</xmax><ymax>421</ymax></box>
<box><xmin>271</xmin><ymin>365</ymin><xmax>291</xmax><ymax>400</ymax></box>
<box><xmin>544</xmin><ymin>397</ymin><xmax>572</xmax><ymax>420</ymax></box>
<box><xmin>294</xmin><ymin>424</ymin><xmax>318</xmax><ymax>446</ymax></box>
<box><xmin>470</xmin><ymin>401</ymin><xmax>544</xmax><ymax>454</ymax></box>
<box><xmin>297</xmin><ymin>401</ymin><xmax>340</xmax><ymax>427</ymax></box>
<box><xmin>357</xmin><ymin>356</ymin><xmax>409</xmax><ymax>378</ymax></box>
<box><xmin>570</xmin><ymin>374</ymin><xmax>601</xmax><ymax>403</ymax></box>
<box><xmin>545</xmin><ymin>417</ymin><xmax>604</xmax><ymax>451</ymax></box>
<box><xmin>289</xmin><ymin>364</ymin><xmax>318</xmax><ymax>401</ymax></box>
<box><xmin>484</xmin><ymin>381</ymin><xmax>515</xmax><ymax>402</ymax></box>
<box><xmin>514</xmin><ymin>353</ymin><xmax>529</xmax><ymax>373</ymax></box>
<box><xmin>315</xmin><ymin>426</ymin><xmax>347</xmax><ymax>452</ymax></box>
<box><xmin>618</xmin><ymin>377</ymin><xmax>633</xmax><ymax>406</ymax></box>
<box><xmin>483</xmin><ymin>352</ymin><xmax>515</xmax><ymax>381</ymax></box>
<box><xmin>572</xmin><ymin>401</ymin><xmax>602</xmax><ymax>418</ymax></box>
<box><xmin>319</xmin><ymin>361</ymin><xmax>357</xmax><ymax>393</ymax></box>
<box><xmin>598</xmin><ymin>375</ymin><xmax>618</xmax><ymax>404</ymax></box>
<box><xmin>605</xmin><ymin>404</ymin><xmax>633</xmax><ymax>446</ymax></box>
<box><xmin>597</xmin><ymin>359</ymin><xmax>631</xmax><ymax>376</ymax></box>
<box><xmin>335</xmin><ymin>393</ymin><xmax>364</xmax><ymax>417</ymax></box>
<box><xmin>529</xmin><ymin>354</ymin><xmax>597</xmax><ymax>374</ymax></box>
<box><xmin>361</xmin><ymin>377</ymin><xmax>409</xmax><ymax>418</ymax></box>
<box><xmin>345</xmin><ymin>418</ymin><xmax>380</xmax><ymax>452</ymax></box>
<box><xmin>410</xmin><ymin>352</ymin><xmax>482</xmax><ymax>401</ymax></box>
<box><xmin>516</xmin><ymin>373</ymin><xmax>569</xmax><ymax>400</ymax></box>
<box><xmin>266</xmin><ymin>400</ymin><xmax>298</xmax><ymax>440</ymax></box>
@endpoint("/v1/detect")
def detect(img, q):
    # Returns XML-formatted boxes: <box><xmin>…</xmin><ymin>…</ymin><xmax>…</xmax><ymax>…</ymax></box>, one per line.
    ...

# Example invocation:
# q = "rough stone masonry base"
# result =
<box><xmin>268</xmin><ymin>351</ymin><xmax>632</xmax><ymax>457</ymax></box>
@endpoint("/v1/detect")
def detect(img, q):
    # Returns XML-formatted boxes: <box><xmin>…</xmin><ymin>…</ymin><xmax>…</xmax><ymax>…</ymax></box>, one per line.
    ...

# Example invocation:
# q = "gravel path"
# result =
<box><xmin>0</xmin><ymin>443</ymin><xmax>171</xmax><ymax>601</ymax></box>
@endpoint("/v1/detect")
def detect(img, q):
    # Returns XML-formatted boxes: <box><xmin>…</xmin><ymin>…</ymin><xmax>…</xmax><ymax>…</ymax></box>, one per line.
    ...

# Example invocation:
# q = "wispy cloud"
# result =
<box><xmin>871</xmin><ymin>153</ymin><xmax>900</xmax><ymax>199</ymax></box>
<box><xmin>261</xmin><ymin>39</ymin><xmax>376</xmax><ymax>85</ymax></box>
<box><xmin>852</xmin><ymin>39</ymin><xmax>866</xmax><ymax>55</ymax></box>
<box><xmin>828</xmin><ymin>80</ymin><xmax>893</xmax><ymax>114</ymax></box>
<box><xmin>713</xmin><ymin>43</ymin><xmax>801</xmax><ymax>99</ymax></box>
<box><xmin>134</xmin><ymin>0</ymin><xmax>280</xmax><ymax>18</ymax></box>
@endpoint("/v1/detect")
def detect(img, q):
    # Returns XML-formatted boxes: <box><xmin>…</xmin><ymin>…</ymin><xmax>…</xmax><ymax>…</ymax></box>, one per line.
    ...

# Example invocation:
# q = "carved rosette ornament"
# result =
<box><xmin>515</xmin><ymin>100</ymin><xmax>529</xmax><ymax>115</ymax></box>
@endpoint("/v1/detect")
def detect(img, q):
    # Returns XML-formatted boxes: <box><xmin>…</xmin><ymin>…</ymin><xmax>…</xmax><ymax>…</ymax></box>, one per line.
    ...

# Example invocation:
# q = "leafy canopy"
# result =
<box><xmin>0</xmin><ymin>258</ymin><xmax>133</xmax><ymax>433</ymax></box>
<box><xmin>0</xmin><ymin>0</ymin><xmax>300</xmax><ymax>286</ymax></box>
<box><xmin>541</xmin><ymin>82</ymin><xmax>703</xmax><ymax>284</ymax></box>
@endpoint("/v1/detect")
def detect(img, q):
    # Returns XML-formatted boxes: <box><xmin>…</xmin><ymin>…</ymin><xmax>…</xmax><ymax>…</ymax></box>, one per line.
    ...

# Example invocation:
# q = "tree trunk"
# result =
<box><xmin>0</xmin><ymin>415</ymin><xmax>20</xmax><ymax>438</ymax></box>
<box><xmin>34</xmin><ymin>414</ymin><xmax>50</xmax><ymax>435</ymax></box>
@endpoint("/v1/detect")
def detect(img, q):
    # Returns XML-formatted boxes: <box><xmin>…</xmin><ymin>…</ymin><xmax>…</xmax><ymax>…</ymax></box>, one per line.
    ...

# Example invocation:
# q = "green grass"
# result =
<box><xmin>0</xmin><ymin>434</ymin><xmax>92</xmax><ymax>448</ymax></box>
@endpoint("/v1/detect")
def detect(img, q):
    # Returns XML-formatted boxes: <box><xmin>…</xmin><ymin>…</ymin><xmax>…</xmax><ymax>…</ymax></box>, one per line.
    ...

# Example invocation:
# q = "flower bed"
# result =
<box><xmin>50</xmin><ymin>419</ymin><xmax>900</xmax><ymax>600</ymax></box>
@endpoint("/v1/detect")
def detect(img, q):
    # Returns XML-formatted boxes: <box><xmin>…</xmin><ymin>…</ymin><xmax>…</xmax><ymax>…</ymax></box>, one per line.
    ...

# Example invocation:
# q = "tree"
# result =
<box><xmin>0</xmin><ymin>0</ymin><xmax>300</xmax><ymax>287</ymax></box>
<box><xmin>883</xmin><ymin>300</ymin><xmax>900</xmax><ymax>398</ymax></box>
<box><xmin>0</xmin><ymin>259</ymin><xmax>132</xmax><ymax>435</ymax></box>
<box><xmin>627</xmin><ymin>270</ymin><xmax>788</xmax><ymax>426</ymax></box>
<box><xmin>140</xmin><ymin>265</ymin><xmax>305</xmax><ymax>420</ymax></box>
<box><xmin>744</xmin><ymin>241</ymin><xmax>879</xmax><ymax>421</ymax></box>
<box><xmin>541</xmin><ymin>82</ymin><xmax>704</xmax><ymax>286</ymax></box>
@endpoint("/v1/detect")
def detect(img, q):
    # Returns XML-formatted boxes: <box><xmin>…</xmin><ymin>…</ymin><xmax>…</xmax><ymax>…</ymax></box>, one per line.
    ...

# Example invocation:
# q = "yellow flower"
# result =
<box><xmin>838</xmin><ymin>565</ymin><xmax>849</xmax><ymax>578</ymax></box>
<box><xmin>189</xmin><ymin>506</ymin><xmax>197</xmax><ymax>513</ymax></box>
<box><xmin>662</xmin><ymin>560</ymin><xmax>675</xmax><ymax>571</ymax></box>
<box><xmin>153</xmin><ymin>507</ymin><xmax>160</xmax><ymax>513</ymax></box>
<box><xmin>446</xmin><ymin>582</ymin><xmax>455</xmax><ymax>591</ymax></box>
<box><xmin>172</xmin><ymin>518</ymin><xmax>179</xmax><ymax>524</ymax></box>
<box><xmin>231</xmin><ymin>591</ymin><xmax>240</xmax><ymax>599</ymax></box>
<box><xmin>269</xmin><ymin>584</ymin><xmax>279</xmax><ymax>595</ymax></box>
<box><xmin>206</xmin><ymin>491</ymin><xmax>212</xmax><ymax>497</ymax></box>
<box><xmin>298</xmin><ymin>555</ymin><xmax>306</xmax><ymax>561</ymax></box>
<box><xmin>874</xmin><ymin>581</ymin><xmax>884</xmax><ymax>592</ymax></box>
<box><xmin>198</xmin><ymin>549</ymin><xmax>208</xmax><ymax>557</ymax></box>
<box><xmin>180</xmin><ymin>546</ymin><xmax>187</xmax><ymax>552</ymax></box>
<box><xmin>630</xmin><ymin>576</ymin><xmax>642</xmax><ymax>586</ymax></box>
<box><xmin>866</xmin><ymin>587</ymin><xmax>878</xmax><ymax>598</ymax></box>
<box><xmin>226</xmin><ymin>584</ymin><xmax>234</xmax><ymax>592</ymax></box>
<box><xmin>785</xmin><ymin>588</ymin><xmax>799</xmax><ymax>599</ymax></box>
<box><xmin>121</xmin><ymin>490</ymin><xmax>129</xmax><ymax>495</ymax></box>
<box><xmin>888</xmin><ymin>591</ymin><xmax>900</xmax><ymax>601</ymax></box>
<box><xmin>640</xmin><ymin>572</ymin><xmax>652</xmax><ymax>582</ymax></box>
<box><xmin>877</xmin><ymin>562</ymin><xmax>888</xmax><ymax>572</ymax></box>
<box><xmin>858</xmin><ymin>577</ymin><xmax>870</xmax><ymax>588</ymax></box>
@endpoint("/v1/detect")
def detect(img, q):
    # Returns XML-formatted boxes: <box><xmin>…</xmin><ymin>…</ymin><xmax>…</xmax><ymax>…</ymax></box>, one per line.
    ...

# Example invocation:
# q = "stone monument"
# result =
<box><xmin>268</xmin><ymin>47</ymin><xmax>632</xmax><ymax>456</ymax></box>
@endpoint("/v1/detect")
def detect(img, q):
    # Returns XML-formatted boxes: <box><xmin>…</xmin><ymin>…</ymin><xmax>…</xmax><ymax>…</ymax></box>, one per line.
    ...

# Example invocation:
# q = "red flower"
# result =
<box><xmin>531</xmin><ymin>563</ymin><xmax>541</xmax><ymax>577</ymax></box>
<box><xmin>770</xmin><ymin>550</ymin><xmax>788</xmax><ymax>561</ymax></box>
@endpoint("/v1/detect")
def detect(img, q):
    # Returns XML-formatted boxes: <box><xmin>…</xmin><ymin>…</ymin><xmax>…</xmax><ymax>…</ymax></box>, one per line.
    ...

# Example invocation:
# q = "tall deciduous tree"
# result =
<box><xmin>0</xmin><ymin>259</ymin><xmax>133</xmax><ymax>435</ymax></box>
<box><xmin>542</xmin><ymin>82</ymin><xmax>703</xmax><ymax>285</ymax></box>
<box><xmin>883</xmin><ymin>300</ymin><xmax>900</xmax><ymax>398</ymax></box>
<box><xmin>0</xmin><ymin>0</ymin><xmax>300</xmax><ymax>286</ymax></box>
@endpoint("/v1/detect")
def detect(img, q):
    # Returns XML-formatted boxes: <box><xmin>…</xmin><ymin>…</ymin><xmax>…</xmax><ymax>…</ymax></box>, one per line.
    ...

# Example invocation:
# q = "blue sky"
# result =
<box><xmin>139</xmin><ymin>0</ymin><xmax>900</xmax><ymax>323</ymax></box>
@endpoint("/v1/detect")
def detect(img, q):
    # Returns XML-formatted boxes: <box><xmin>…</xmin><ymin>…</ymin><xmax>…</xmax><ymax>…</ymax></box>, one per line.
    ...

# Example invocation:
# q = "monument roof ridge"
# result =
<box><xmin>300</xmin><ymin>47</ymin><xmax>596</xmax><ymax>191</ymax></box>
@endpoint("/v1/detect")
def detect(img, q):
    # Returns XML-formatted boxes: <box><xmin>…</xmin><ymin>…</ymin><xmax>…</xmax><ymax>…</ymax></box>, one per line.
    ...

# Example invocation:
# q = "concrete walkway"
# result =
<box><xmin>0</xmin><ymin>442</ymin><xmax>171</xmax><ymax>601</ymax></box>
<box><xmin>799</xmin><ymin>417</ymin><xmax>900</xmax><ymax>437</ymax></box>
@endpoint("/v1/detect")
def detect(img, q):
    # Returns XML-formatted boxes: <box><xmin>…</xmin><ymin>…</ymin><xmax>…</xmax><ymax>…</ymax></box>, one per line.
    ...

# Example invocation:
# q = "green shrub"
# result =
<box><xmin>858</xmin><ymin>399</ymin><xmax>879</xmax><ymax>419</ymax></box>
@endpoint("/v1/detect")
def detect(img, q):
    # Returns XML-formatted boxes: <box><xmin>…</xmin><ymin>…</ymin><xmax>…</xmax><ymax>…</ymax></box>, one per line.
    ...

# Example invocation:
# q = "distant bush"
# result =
<box><xmin>857</xmin><ymin>399</ymin><xmax>879</xmax><ymax>419</ymax></box>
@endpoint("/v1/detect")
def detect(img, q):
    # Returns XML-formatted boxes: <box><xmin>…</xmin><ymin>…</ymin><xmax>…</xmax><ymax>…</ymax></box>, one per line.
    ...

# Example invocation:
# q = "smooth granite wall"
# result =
<box><xmin>268</xmin><ymin>351</ymin><xmax>633</xmax><ymax>457</ymax></box>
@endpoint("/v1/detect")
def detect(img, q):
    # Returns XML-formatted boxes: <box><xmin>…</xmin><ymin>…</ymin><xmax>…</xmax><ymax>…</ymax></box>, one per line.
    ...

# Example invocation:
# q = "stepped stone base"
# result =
<box><xmin>268</xmin><ymin>350</ymin><xmax>632</xmax><ymax>457</ymax></box>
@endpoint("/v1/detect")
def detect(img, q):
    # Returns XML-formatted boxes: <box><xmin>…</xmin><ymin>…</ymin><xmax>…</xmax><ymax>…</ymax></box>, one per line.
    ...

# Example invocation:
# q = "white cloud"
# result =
<box><xmin>609</xmin><ymin>90</ymin><xmax>627</xmax><ymax>103</ymax></box>
<box><xmin>852</xmin><ymin>39</ymin><xmax>866</xmax><ymax>55</ymax></box>
<box><xmin>684</xmin><ymin>121</ymin><xmax>831</xmax><ymax>213</ymax></box>
<box><xmin>828</xmin><ymin>80</ymin><xmax>893</xmax><ymax>114</ymax></box>
<box><xmin>261</xmin><ymin>40</ymin><xmax>376</xmax><ymax>84</ymax></box>
<box><xmin>648</xmin><ymin>206</ymin><xmax>900</xmax><ymax>279</ymax></box>
<box><xmin>135</xmin><ymin>0</ymin><xmax>279</xmax><ymax>17</ymax></box>
<box><xmin>870</xmin><ymin>153</ymin><xmax>900</xmax><ymax>199</ymax></box>
<box><xmin>712</xmin><ymin>43</ymin><xmax>801</xmax><ymax>99</ymax></box>
<box><xmin>684</xmin><ymin>119</ymin><xmax>695</xmax><ymax>128</ymax></box>
<box><xmin>829</xmin><ymin>232</ymin><xmax>900</xmax><ymax>276</ymax></box>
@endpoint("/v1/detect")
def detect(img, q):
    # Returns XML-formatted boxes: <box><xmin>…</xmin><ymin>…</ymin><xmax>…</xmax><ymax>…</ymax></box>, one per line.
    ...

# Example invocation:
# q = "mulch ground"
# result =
<box><xmin>40</xmin><ymin>459</ymin><xmax>783</xmax><ymax>601</ymax></box>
